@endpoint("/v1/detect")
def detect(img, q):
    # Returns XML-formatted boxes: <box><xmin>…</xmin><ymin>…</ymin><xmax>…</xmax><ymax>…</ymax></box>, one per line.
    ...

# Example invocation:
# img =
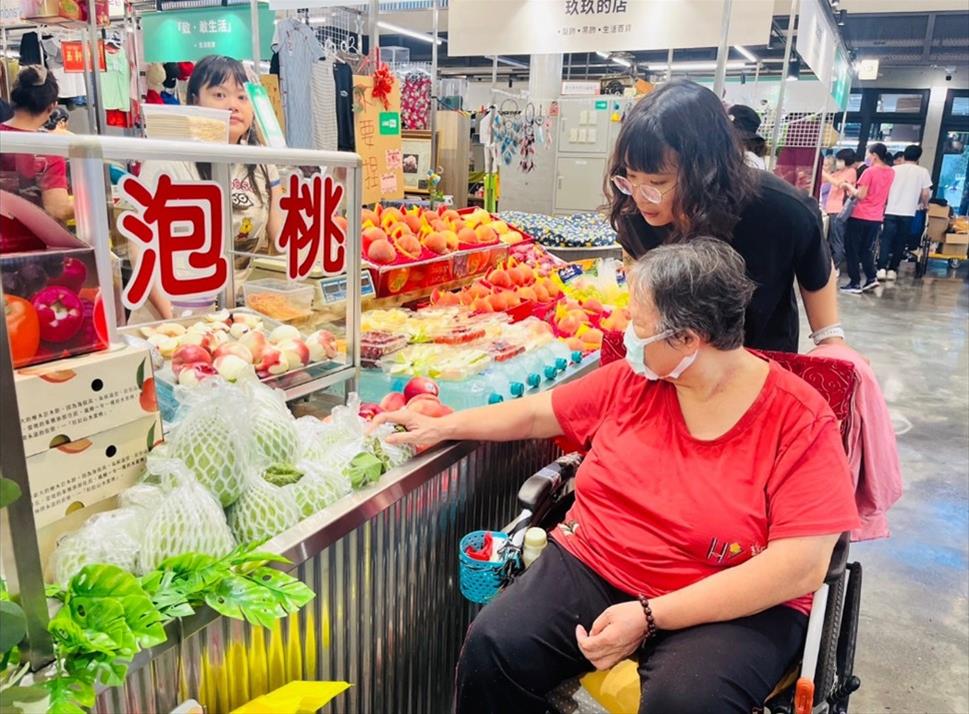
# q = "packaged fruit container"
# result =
<box><xmin>243</xmin><ymin>278</ymin><xmax>315</xmax><ymax>322</ymax></box>
<box><xmin>2</xmin><ymin>192</ymin><xmax>109</xmax><ymax>368</ymax></box>
<box><xmin>379</xmin><ymin>344</ymin><xmax>492</xmax><ymax>381</ymax></box>
<box><xmin>427</xmin><ymin>324</ymin><xmax>486</xmax><ymax>345</ymax></box>
<box><xmin>361</xmin><ymin>331</ymin><xmax>409</xmax><ymax>365</ymax></box>
<box><xmin>485</xmin><ymin>339</ymin><xmax>525</xmax><ymax>363</ymax></box>
<box><xmin>367</xmin><ymin>243</ymin><xmax>508</xmax><ymax>298</ymax></box>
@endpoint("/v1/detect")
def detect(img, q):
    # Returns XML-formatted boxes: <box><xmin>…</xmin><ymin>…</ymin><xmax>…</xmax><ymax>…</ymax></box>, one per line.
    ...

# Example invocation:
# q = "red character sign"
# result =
<box><xmin>276</xmin><ymin>174</ymin><xmax>346</xmax><ymax>280</ymax></box>
<box><xmin>117</xmin><ymin>174</ymin><xmax>228</xmax><ymax>311</ymax></box>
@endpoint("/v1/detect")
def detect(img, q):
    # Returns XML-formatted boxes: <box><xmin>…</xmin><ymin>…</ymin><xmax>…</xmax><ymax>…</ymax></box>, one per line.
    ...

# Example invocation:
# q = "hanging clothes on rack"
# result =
<box><xmin>18</xmin><ymin>32</ymin><xmax>42</xmax><ymax>65</ymax></box>
<box><xmin>400</xmin><ymin>69</ymin><xmax>431</xmax><ymax>130</ymax></box>
<box><xmin>310</xmin><ymin>53</ymin><xmax>338</xmax><ymax>152</ymax></box>
<box><xmin>100</xmin><ymin>42</ymin><xmax>131</xmax><ymax>112</ymax></box>
<box><xmin>273</xmin><ymin>17</ymin><xmax>325</xmax><ymax>150</ymax></box>
<box><xmin>333</xmin><ymin>60</ymin><xmax>354</xmax><ymax>152</ymax></box>
<box><xmin>40</xmin><ymin>36</ymin><xmax>86</xmax><ymax>99</ymax></box>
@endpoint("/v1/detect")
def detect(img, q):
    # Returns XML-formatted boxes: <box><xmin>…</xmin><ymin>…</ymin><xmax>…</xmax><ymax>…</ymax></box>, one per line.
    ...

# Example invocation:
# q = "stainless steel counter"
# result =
<box><xmin>95</xmin><ymin>357</ymin><xmax>598</xmax><ymax>714</ymax></box>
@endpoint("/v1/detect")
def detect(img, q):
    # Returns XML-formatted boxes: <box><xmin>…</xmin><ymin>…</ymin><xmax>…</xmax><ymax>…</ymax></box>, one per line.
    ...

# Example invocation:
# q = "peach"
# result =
<box><xmin>451</xmin><ymin>219</ymin><xmax>466</xmax><ymax>233</ymax></box>
<box><xmin>441</xmin><ymin>209</ymin><xmax>461</xmax><ymax>222</ymax></box>
<box><xmin>403</xmin><ymin>213</ymin><xmax>421</xmax><ymax>234</ymax></box>
<box><xmin>533</xmin><ymin>284</ymin><xmax>551</xmax><ymax>303</ymax></box>
<box><xmin>363</xmin><ymin>226</ymin><xmax>388</xmax><ymax>252</ymax></box>
<box><xmin>441</xmin><ymin>230</ymin><xmax>459</xmax><ymax>251</ymax></box>
<box><xmin>582</xmin><ymin>298</ymin><xmax>605</xmax><ymax>314</ymax></box>
<box><xmin>361</xmin><ymin>208</ymin><xmax>378</xmax><ymax>227</ymax></box>
<box><xmin>334</xmin><ymin>215</ymin><xmax>348</xmax><ymax>233</ymax></box>
<box><xmin>488</xmin><ymin>293</ymin><xmax>508</xmax><ymax>312</ymax></box>
<box><xmin>490</xmin><ymin>220</ymin><xmax>509</xmax><ymax>234</ymax></box>
<box><xmin>565</xmin><ymin>337</ymin><xmax>585</xmax><ymax>352</ymax></box>
<box><xmin>487</xmin><ymin>268</ymin><xmax>513</xmax><ymax>289</ymax></box>
<box><xmin>458</xmin><ymin>291</ymin><xmax>475</xmax><ymax>306</ymax></box>
<box><xmin>475</xmin><ymin>225</ymin><xmax>498</xmax><ymax>244</ymax></box>
<box><xmin>214</xmin><ymin>354</ymin><xmax>254</xmax><ymax>382</ymax></box>
<box><xmin>381</xmin><ymin>207</ymin><xmax>403</xmax><ymax>226</ymax></box>
<box><xmin>255</xmin><ymin>344</ymin><xmax>288</xmax><ymax>376</ymax></box>
<box><xmin>517</xmin><ymin>286</ymin><xmax>537</xmax><ymax>302</ymax></box>
<box><xmin>600</xmin><ymin>311</ymin><xmax>629</xmax><ymax>332</ymax></box>
<box><xmin>240</xmin><ymin>331</ymin><xmax>268</xmax><ymax>362</ymax></box>
<box><xmin>277</xmin><ymin>339</ymin><xmax>311</xmax><ymax>369</ymax></box>
<box><xmin>213</xmin><ymin>342</ymin><xmax>253</xmax><ymax>364</ymax></box>
<box><xmin>471</xmin><ymin>297</ymin><xmax>494</xmax><ymax>314</ymax></box>
<box><xmin>388</xmin><ymin>223</ymin><xmax>412</xmax><ymax>241</ymax></box>
<box><xmin>367</xmin><ymin>238</ymin><xmax>398</xmax><ymax>265</ymax></box>
<box><xmin>468</xmin><ymin>282</ymin><xmax>491</xmax><ymax>300</ymax></box>
<box><xmin>423</xmin><ymin>232</ymin><xmax>449</xmax><ymax>255</ymax></box>
<box><xmin>306</xmin><ymin>330</ymin><xmax>338</xmax><ymax>361</ymax></box>
<box><xmin>457</xmin><ymin>227</ymin><xmax>477</xmax><ymax>244</ymax></box>
<box><xmin>395</xmin><ymin>234</ymin><xmax>423</xmax><ymax>260</ymax></box>
<box><xmin>501</xmin><ymin>230</ymin><xmax>524</xmax><ymax>245</ymax></box>
<box><xmin>505</xmin><ymin>292</ymin><xmax>522</xmax><ymax>307</ymax></box>
<box><xmin>557</xmin><ymin>315</ymin><xmax>583</xmax><ymax>336</ymax></box>
<box><xmin>580</xmin><ymin>328</ymin><xmax>604</xmax><ymax>346</ymax></box>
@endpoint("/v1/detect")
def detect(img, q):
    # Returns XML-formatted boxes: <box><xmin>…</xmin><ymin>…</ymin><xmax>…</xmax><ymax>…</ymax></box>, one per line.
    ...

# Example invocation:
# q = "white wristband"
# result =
<box><xmin>810</xmin><ymin>324</ymin><xmax>845</xmax><ymax>345</ymax></box>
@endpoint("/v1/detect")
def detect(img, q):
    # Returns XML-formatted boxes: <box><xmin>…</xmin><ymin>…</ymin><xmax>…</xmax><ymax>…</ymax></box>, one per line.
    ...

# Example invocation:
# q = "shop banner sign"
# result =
<box><xmin>354</xmin><ymin>75</ymin><xmax>404</xmax><ymax>205</ymax></box>
<box><xmin>140</xmin><ymin>5</ymin><xmax>275</xmax><ymax>63</ymax></box>
<box><xmin>561</xmin><ymin>80</ymin><xmax>599</xmax><ymax>96</ymax></box>
<box><xmin>447</xmin><ymin>0</ymin><xmax>773</xmax><ymax>57</ymax></box>
<box><xmin>117</xmin><ymin>172</ymin><xmax>347</xmax><ymax>310</ymax></box>
<box><xmin>61</xmin><ymin>40</ymin><xmax>107</xmax><ymax>73</ymax></box>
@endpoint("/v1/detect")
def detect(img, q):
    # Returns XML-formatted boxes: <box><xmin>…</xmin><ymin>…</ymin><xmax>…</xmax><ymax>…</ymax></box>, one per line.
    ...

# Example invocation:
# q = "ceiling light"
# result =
<box><xmin>596</xmin><ymin>51</ymin><xmax>609</xmax><ymax>59</ymax></box>
<box><xmin>734</xmin><ymin>45</ymin><xmax>758</xmax><ymax>62</ymax></box>
<box><xmin>377</xmin><ymin>21</ymin><xmax>444</xmax><ymax>45</ymax></box>
<box><xmin>645</xmin><ymin>61</ymin><xmax>748</xmax><ymax>72</ymax></box>
<box><xmin>787</xmin><ymin>56</ymin><xmax>801</xmax><ymax>81</ymax></box>
<box><xmin>486</xmin><ymin>55</ymin><xmax>529</xmax><ymax>69</ymax></box>
<box><xmin>596</xmin><ymin>51</ymin><xmax>632</xmax><ymax>68</ymax></box>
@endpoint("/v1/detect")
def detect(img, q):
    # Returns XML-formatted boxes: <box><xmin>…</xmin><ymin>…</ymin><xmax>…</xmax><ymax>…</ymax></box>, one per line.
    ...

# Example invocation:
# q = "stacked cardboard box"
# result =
<box><xmin>926</xmin><ymin>204</ymin><xmax>950</xmax><ymax>244</ymax></box>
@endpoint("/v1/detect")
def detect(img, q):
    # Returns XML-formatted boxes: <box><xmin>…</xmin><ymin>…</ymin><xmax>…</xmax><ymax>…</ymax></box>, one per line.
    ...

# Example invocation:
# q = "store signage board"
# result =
<box><xmin>447</xmin><ymin>0</ymin><xmax>772</xmax><ymax>56</ymax></box>
<box><xmin>831</xmin><ymin>46</ymin><xmax>853</xmax><ymax>111</ymax></box>
<box><xmin>61</xmin><ymin>40</ymin><xmax>107</xmax><ymax>73</ymax></box>
<box><xmin>354</xmin><ymin>75</ymin><xmax>405</xmax><ymax>204</ymax></box>
<box><xmin>140</xmin><ymin>5</ymin><xmax>275</xmax><ymax>62</ymax></box>
<box><xmin>320</xmin><ymin>271</ymin><xmax>375</xmax><ymax>304</ymax></box>
<box><xmin>594</xmin><ymin>99</ymin><xmax>608</xmax><ymax>110</ymax></box>
<box><xmin>796</xmin><ymin>0</ymin><xmax>836</xmax><ymax>88</ymax></box>
<box><xmin>116</xmin><ymin>171</ymin><xmax>347</xmax><ymax>309</ymax></box>
<box><xmin>561</xmin><ymin>80</ymin><xmax>600</xmax><ymax>96</ymax></box>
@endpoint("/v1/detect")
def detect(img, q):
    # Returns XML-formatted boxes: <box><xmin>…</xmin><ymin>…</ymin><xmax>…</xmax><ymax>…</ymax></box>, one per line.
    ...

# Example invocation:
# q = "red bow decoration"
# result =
<box><xmin>371</xmin><ymin>63</ymin><xmax>395</xmax><ymax>110</ymax></box>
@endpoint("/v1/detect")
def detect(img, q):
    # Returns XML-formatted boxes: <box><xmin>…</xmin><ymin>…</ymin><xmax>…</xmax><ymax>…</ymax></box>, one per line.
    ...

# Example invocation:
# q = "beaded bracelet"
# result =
<box><xmin>637</xmin><ymin>594</ymin><xmax>657</xmax><ymax>646</ymax></box>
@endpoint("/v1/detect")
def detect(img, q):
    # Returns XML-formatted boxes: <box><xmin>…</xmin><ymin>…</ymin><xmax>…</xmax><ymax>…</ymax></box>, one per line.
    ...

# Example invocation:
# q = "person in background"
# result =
<box><xmin>727</xmin><ymin>104</ymin><xmax>768</xmax><ymax>170</ymax></box>
<box><xmin>821</xmin><ymin>148</ymin><xmax>859</xmax><ymax>274</ymax></box>
<box><xmin>130</xmin><ymin>55</ymin><xmax>282</xmax><ymax>323</ymax></box>
<box><xmin>42</xmin><ymin>106</ymin><xmax>70</xmax><ymax>133</ymax></box>
<box><xmin>876</xmin><ymin>144</ymin><xmax>932</xmax><ymax>282</ymax></box>
<box><xmin>0</xmin><ymin>97</ymin><xmax>12</xmax><ymax>123</ymax></box>
<box><xmin>842</xmin><ymin>143</ymin><xmax>894</xmax><ymax>294</ymax></box>
<box><xmin>819</xmin><ymin>154</ymin><xmax>835</xmax><ymax>210</ymax></box>
<box><xmin>0</xmin><ymin>66</ymin><xmax>73</xmax><ymax>222</ymax></box>
<box><xmin>893</xmin><ymin>151</ymin><xmax>905</xmax><ymax>166</ymax></box>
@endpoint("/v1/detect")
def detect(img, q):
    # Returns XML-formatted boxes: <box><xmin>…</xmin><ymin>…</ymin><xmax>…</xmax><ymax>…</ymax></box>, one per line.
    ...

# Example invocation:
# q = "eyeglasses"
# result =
<box><xmin>610</xmin><ymin>175</ymin><xmax>675</xmax><ymax>204</ymax></box>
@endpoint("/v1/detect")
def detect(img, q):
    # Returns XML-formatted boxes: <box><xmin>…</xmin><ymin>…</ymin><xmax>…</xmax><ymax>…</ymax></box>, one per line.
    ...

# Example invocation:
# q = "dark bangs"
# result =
<box><xmin>605</xmin><ymin>79</ymin><xmax>757</xmax><ymax>246</ymax></box>
<box><xmin>187</xmin><ymin>55</ymin><xmax>249</xmax><ymax>104</ymax></box>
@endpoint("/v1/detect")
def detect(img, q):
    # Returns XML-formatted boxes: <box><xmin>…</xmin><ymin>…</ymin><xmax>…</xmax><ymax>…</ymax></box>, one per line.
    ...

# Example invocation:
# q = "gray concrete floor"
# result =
<box><xmin>799</xmin><ymin>261</ymin><xmax>969</xmax><ymax>713</ymax></box>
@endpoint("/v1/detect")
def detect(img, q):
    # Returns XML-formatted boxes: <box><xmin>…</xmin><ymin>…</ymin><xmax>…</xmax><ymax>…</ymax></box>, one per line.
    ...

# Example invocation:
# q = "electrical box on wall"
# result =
<box><xmin>553</xmin><ymin>96</ymin><xmax>636</xmax><ymax>214</ymax></box>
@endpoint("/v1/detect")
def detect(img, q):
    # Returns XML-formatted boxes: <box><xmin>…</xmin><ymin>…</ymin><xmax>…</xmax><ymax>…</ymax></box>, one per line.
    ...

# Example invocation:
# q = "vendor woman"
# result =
<box><xmin>607</xmin><ymin>79</ymin><xmax>843</xmax><ymax>352</ymax></box>
<box><xmin>374</xmin><ymin>239</ymin><xmax>859</xmax><ymax>713</ymax></box>
<box><xmin>131</xmin><ymin>55</ymin><xmax>282</xmax><ymax>322</ymax></box>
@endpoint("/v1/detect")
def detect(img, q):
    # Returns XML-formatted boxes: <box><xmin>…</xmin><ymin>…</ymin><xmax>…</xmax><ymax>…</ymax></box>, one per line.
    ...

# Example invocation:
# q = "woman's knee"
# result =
<box><xmin>640</xmin><ymin>669</ymin><xmax>755</xmax><ymax>714</ymax></box>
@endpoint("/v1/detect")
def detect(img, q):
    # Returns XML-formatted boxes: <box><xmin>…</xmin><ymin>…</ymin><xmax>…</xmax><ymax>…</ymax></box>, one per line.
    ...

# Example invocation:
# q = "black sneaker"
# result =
<box><xmin>840</xmin><ymin>283</ymin><xmax>862</xmax><ymax>294</ymax></box>
<box><xmin>861</xmin><ymin>279</ymin><xmax>880</xmax><ymax>292</ymax></box>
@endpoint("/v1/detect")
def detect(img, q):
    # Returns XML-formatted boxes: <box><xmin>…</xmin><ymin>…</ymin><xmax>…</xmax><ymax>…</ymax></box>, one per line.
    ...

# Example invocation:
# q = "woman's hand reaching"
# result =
<box><xmin>575</xmin><ymin>602</ymin><xmax>646</xmax><ymax>671</ymax></box>
<box><xmin>370</xmin><ymin>409</ymin><xmax>454</xmax><ymax>449</ymax></box>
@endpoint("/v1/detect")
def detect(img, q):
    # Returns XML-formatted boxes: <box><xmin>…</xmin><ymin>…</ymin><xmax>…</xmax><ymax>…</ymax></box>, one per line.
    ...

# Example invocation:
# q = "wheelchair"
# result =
<box><xmin>490</xmin><ymin>350</ymin><xmax>864</xmax><ymax>714</ymax></box>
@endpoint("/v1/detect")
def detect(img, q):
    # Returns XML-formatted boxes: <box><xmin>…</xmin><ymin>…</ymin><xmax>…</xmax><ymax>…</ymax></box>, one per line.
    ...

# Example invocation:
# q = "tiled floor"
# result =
<box><xmin>801</xmin><ymin>261</ymin><xmax>969</xmax><ymax>713</ymax></box>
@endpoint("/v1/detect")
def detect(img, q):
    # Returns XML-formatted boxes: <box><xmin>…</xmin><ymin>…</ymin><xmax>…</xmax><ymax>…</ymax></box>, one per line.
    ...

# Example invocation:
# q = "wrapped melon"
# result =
<box><xmin>169</xmin><ymin>381</ymin><xmax>251</xmax><ymax>507</ymax></box>
<box><xmin>50</xmin><ymin>509</ymin><xmax>146</xmax><ymax>585</ymax></box>
<box><xmin>247</xmin><ymin>383</ymin><xmax>299</xmax><ymax>466</ymax></box>
<box><xmin>226</xmin><ymin>467</ymin><xmax>302</xmax><ymax>543</ymax></box>
<box><xmin>140</xmin><ymin>458</ymin><xmax>236</xmax><ymax>572</ymax></box>
<box><xmin>289</xmin><ymin>461</ymin><xmax>351</xmax><ymax>517</ymax></box>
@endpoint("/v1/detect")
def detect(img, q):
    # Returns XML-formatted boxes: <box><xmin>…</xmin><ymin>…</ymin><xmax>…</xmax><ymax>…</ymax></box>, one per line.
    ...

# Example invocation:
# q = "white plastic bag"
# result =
<box><xmin>245</xmin><ymin>382</ymin><xmax>300</xmax><ymax>467</ymax></box>
<box><xmin>140</xmin><ymin>458</ymin><xmax>236</xmax><ymax>572</ymax></box>
<box><xmin>50</xmin><ymin>508</ymin><xmax>146</xmax><ymax>585</ymax></box>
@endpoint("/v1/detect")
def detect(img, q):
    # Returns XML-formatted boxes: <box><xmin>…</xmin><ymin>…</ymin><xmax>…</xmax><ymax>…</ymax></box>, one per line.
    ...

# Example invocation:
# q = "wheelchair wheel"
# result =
<box><xmin>831</xmin><ymin>562</ymin><xmax>864</xmax><ymax>713</ymax></box>
<box><xmin>814</xmin><ymin>572</ymin><xmax>846</xmax><ymax>706</ymax></box>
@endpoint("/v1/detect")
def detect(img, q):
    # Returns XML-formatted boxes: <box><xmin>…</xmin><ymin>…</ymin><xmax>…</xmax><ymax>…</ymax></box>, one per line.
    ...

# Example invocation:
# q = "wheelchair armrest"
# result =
<box><xmin>825</xmin><ymin>532</ymin><xmax>850</xmax><ymax>583</ymax></box>
<box><xmin>517</xmin><ymin>453</ymin><xmax>583</xmax><ymax>512</ymax></box>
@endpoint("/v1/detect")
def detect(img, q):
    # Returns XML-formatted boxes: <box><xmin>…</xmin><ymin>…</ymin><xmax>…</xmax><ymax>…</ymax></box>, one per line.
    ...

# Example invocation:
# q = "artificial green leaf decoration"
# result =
<box><xmin>245</xmin><ymin>567</ymin><xmax>315</xmax><ymax>615</ymax></box>
<box><xmin>0</xmin><ymin>477</ymin><xmax>22</xmax><ymax>509</ymax></box>
<box><xmin>204</xmin><ymin>575</ymin><xmax>282</xmax><ymax>629</ymax></box>
<box><xmin>0</xmin><ymin>683</ymin><xmax>49</xmax><ymax>711</ymax></box>
<box><xmin>117</xmin><ymin>595</ymin><xmax>167</xmax><ymax>649</ymax></box>
<box><xmin>45</xmin><ymin>672</ymin><xmax>95</xmax><ymax>714</ymax></box>
<box><xmin>0</xmin><ymin>600</ymin><xmax>26</xmax><ymax>653</ymax></box>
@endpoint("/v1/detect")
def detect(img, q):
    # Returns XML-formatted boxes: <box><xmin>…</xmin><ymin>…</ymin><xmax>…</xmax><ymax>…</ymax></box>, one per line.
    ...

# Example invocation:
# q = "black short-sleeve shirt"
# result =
<box><xmin>618</xmin><ymin>172</ymin><xmax>832</xmax><ymax>353</ymax></box>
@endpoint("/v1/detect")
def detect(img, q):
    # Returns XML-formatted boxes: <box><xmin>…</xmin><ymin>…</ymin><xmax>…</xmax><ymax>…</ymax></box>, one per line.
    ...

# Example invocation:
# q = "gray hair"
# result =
<box><xmin>629</xmin><ymin>238</ymin><xmax>756</xmax><ymax>350</ymax></box>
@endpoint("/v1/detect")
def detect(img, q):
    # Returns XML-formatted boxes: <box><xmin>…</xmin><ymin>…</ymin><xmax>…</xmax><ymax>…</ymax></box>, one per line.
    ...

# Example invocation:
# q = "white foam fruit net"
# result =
<box><xmin>226</xmin><ymin>470</ymin><xmax>302</xmax><ymax>543</ymax></box>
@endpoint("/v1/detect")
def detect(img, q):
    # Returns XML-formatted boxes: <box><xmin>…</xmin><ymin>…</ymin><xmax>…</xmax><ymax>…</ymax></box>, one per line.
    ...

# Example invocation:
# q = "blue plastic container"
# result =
<box><xmin>458</xmin><ymin>530</ymin><xmax>516</xmax><ymax>604</ymax></box>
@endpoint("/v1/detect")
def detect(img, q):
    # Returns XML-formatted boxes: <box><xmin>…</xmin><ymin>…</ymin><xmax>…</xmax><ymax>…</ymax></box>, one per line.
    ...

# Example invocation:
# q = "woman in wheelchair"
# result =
<box><xmin>374</xmin><ymin>239</ymin><xmax>860</xmax><ymax>714</ymax></box>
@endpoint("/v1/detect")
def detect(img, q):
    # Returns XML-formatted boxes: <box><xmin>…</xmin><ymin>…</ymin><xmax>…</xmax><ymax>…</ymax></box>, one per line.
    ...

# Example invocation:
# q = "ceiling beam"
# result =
<box><xmin>922</xmin><ymin>13</ymin><xmax>937</xmax><ymax>60</ymax></box>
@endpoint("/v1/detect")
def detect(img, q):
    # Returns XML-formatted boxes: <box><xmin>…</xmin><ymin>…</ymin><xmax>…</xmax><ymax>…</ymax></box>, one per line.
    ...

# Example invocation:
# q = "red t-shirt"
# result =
<box><xmin>0</xmin><ymin>124</ymin><xmax>69</xmax><ymax>207</ymax></box>
<box><xmin>550</xmin><ymin>357</ymin><xmax>860</xmax><ymax>615</ymax></box>
<box><xmin>851</xmin><ymin>164</ymin><xmax>894</xmax><ymax>222</ymax></box>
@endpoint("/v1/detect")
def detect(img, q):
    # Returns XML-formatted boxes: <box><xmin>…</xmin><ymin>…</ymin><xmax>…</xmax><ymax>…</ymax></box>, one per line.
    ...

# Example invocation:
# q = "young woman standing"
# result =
<box><xmin>842</xmin><ymin>143</ymin><xmax>894</xmax><ymax>294</ymax></box>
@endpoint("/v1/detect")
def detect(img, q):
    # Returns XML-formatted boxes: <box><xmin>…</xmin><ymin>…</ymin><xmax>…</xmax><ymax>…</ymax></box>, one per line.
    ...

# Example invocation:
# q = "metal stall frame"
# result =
<box><xmin>0</xmin><ymin>132</ymin><xmax>363</xmax><ymax>665</ymax></box>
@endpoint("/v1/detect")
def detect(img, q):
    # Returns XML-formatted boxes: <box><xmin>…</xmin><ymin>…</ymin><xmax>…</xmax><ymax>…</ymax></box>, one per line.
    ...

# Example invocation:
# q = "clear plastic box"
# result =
<box><xmin>361</xmin><ymin>331</ymin><xmax>409</xmax><ymax>365</ymax></box>
<box><xmin>243</xmin><ymin>278</ymin><xmax>314</xmax><ymax>322</ymax></box>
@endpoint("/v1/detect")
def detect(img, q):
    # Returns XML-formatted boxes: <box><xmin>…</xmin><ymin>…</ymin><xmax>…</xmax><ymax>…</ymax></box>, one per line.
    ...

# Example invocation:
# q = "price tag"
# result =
<box><xmin>319</xmin><ymin>271</ymin><xmax>375</xmax><ymax>304</ymax></box>
<box><xmin>557</xmin><ymin>264</ymin><xmax>584</xmax><ymax>284</ymax></box>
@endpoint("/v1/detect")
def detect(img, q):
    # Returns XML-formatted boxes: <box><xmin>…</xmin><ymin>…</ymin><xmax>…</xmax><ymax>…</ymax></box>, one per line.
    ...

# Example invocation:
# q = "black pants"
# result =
<box><xmin>844</xmin><ymin>218</ymin><xmax>881</xmax><ymax>285</ymax></box>
<box><xmin>877</xmin><ymin>214</ymin><xmax>913</xmax><ymax>271</ymax></box>
<box><xmin>454</xmin><ymin>540</ymin><xmax>807</xmax><ymax>714</ymax></box>
<box><xmin>827</xmin><ymin>213</ymin><xmax>846</xmax><ymax>267</ymax></box>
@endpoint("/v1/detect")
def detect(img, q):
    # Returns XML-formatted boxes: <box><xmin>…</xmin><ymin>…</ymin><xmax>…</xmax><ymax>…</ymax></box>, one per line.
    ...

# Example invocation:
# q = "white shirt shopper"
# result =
<box><xmin>877</xmin><ymin>145</ymin><xmax>933</xmax><ymax>281</ymax></box>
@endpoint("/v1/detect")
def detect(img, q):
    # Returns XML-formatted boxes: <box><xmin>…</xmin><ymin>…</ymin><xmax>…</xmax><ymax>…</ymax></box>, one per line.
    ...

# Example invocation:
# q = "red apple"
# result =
<box><xmin>358</xmin><ymin>402</ymin><xmax>384</xmax><ymax>421</ymax></box>
<box><xmin>171</xmin><ymin>344</ymin><xmax>212</xmax><ymax>376</ymax></box>
<box><xmin>379</xmin><ymin>392</ymin><xmax>407</xmax><ymax>412</ymax></box>
<box><xmin>403</xmin><ymin>376</ymin><xmax>440</xmax><ymax>403</ymax></box>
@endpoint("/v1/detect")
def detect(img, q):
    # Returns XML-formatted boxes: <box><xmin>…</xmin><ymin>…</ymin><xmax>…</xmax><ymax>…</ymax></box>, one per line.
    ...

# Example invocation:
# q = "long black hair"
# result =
<box><xmin>187</xmin><ymin>55</ymin><xmax>270</xmax><ymax>207</ymax></box>
<box><xmin>605</xmin><ymin>79</ymin><xmax>757</xmax><ymax>243</ymax></box>
<box><xmin>11</xmin><ymin>65</ymin><xmax>59</xmax><ymax>116</ymax></box>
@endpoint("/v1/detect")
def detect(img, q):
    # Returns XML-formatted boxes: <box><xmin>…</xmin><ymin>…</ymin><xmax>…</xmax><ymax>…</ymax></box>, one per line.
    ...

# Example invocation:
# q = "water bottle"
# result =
<box><xmin>522</xmin><ymin>528</ymin><xmax>548</xmax><ymax>568</ymax></box>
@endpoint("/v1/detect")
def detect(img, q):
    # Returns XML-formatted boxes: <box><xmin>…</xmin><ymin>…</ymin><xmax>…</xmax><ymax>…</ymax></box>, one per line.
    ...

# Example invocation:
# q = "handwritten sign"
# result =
<box><xmin>385</xmin><ymin>149</ymin><xmax>402</xmax><ymax>172</ymax></box>
<box><xmin>354</xmin><ymin>75</ymin><xmax>404</xmax><ymax>205</ymax></box>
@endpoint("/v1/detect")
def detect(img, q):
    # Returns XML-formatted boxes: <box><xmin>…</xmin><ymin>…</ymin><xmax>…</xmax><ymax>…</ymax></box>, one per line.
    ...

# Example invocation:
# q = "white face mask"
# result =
<box><xmin>835</xmin><ymin>159</ymin><xmax>846</xmax><ymax>170</ymax></box>
<box><xmin>623</xmin><ymin>325</ymin><xmax>698</xmax><ymax>381</ymax></box>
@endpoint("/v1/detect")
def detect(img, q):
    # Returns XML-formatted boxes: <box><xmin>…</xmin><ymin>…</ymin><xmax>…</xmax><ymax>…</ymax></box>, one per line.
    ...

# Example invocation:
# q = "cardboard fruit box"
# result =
<box><xmin>26</xmin><ymin>413</ymin><xmax>163</xmax><ymax>531</ymax></box>
<box><xmin>942</xmin><ymin>231</ymin><xmax>969</xmax><ymax>246</ymax></box>
<box><xmin>1</xmin><ymin>191</ymin><xmax>110</xmax><ymax>368</ymax></box>
<box><xmin>14</xmin><ymin>343</ymin><xmax>160</xmax><ymax>458</ymax></box>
